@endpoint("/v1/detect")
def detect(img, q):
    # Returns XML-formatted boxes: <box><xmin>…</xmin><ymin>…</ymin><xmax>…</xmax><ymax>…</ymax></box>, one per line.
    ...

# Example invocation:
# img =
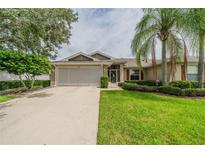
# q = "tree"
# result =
<box><xmin>131</xmin><ymin>9</ymin><xmax>187</xmax><ymax>86</ymax></box>
<box><xmin>0</xmin><ymin>50</ymin><xmax>51</xmax><ymax>89</ymax></box>
<box><xmin>180</xmin><ymin>9</ymin><xmax>205</xmax><ymax>88</ymax></box>
<box><xmin>0</xmin><ymin>9</ymin><xmax>78</xmax><ymax>59</ymax></box>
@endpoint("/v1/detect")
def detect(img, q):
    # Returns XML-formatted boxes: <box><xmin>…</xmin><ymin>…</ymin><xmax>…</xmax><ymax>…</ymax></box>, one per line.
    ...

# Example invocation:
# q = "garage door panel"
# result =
<box><xmin>58</xmin><ymin>68</ymin><xmax>69</xmax><ymax>85</ymax></box>
<box><xmin>57</xmin><ymin>67</ymin><xmax>101</xmax><ymax>86</ymax></box>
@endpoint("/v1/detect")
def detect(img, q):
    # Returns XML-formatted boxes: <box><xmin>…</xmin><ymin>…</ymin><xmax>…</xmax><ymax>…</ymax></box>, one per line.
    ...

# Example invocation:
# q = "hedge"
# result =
<box><xmin>121</xmin><ymin>82</ymin><xmax>158</xmax><ymax>92</ymax></box>
<box><xmin>169</xmin><ymin>80</ymin><xmax>201</xmax><ymax>89</ymax></box>
<box><xmin>121</xmin><ymin>82</ymin><xmax>205</xmax><ymax>97</ymax></box>
<box><xmin>183</xmin><ymin>88</ymin><xmax>205</xmax><ymax>97</ymax></box>
<box><xmin>0</xmin><ymin>80</ymin><xmax>50</xmax><ymax>91</ymax></box>
<box><xmin>158</xmin><ymin>86</ymin><xmax>185</xmax><ymax>96</ymax></box>
<box><xmin>100</xmin><ymin>76</ymin><xmax>108</xmax><ymax>88</ymax></box>
<box><xmin>125</xmin><ymin>80</ymin><xmax>162</xmax><ymax>86</ymax></box>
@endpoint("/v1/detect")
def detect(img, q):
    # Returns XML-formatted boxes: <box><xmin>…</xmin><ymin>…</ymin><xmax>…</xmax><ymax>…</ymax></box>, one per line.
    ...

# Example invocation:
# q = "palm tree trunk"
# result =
<box><xmin>197</xmin><ymin>34</ymin><xmax>205</xmax><ymax>88</ymax></box>
<box><xmin>162</xmin><ymin>40</ymin><xmax>168</xmax><ymax>86</ymax></box>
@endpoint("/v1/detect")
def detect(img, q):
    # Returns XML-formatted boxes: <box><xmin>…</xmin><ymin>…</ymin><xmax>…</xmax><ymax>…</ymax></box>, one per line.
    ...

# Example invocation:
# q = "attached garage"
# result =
<box><xmin>56</xmin><ymin>66</ymin><xmax>102</xmax><ymax>86</ymax></box>
<box><xmin>51</xmin><ymin>52</ymin><xmax>111</xmax><ymax>87</ymax></box>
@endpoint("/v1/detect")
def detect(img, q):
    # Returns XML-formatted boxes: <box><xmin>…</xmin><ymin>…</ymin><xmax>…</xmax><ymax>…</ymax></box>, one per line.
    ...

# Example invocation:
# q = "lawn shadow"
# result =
<box><xmin>27</xmin><ymin>92</ymin><xmax>53</xmax><ymax>98</ymax></box>
<box><xmin>0</xmin><ymin>104</ymin><xmax>12</xmax><ymax>110</ymax></box>
<box><xmin>0</xmin><ymin>104</ymin><xmax>12</xmax><ymax>120</ymax></box>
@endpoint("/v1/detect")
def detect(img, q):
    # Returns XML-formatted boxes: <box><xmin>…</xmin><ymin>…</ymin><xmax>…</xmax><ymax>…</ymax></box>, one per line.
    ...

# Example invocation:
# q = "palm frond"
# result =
<box><xmin>167</xmin><ymin>32</ymin><xmax>183</xmax><ymax>81</ymax></box>
<box><xmin>135</xmin><ymin>34</ymin><xmax>156</xmax><ymax>70</ymax></box>
<box><xmin>151</xmin><ymin>36</ymin><xmax>157</xmax><ymax>78</ymax></box>
<box><xmin>131</xmin><ymin>24</ymin><xmax>159</xmax><ymax>56</ymax></box>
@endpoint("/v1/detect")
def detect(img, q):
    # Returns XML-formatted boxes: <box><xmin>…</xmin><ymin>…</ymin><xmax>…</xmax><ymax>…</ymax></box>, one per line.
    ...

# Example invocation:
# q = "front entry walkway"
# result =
<box><xmin>0</xmin><ymin>86</ymin><xmax>100</xmax><ymax>145</ymax></box>
<box><xmin>101</xmin><ymin>83</ymin><xmax>122</xmax><ymax>91</ymax></box>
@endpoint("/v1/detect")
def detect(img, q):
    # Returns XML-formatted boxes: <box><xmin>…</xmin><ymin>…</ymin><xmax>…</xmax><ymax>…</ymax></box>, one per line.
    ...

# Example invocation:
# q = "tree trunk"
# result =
<box><xmin>18</xmin><ymin>74</ymin><xmax>27</xmax><ymax>89</ymax></box>
<box><xmin>197</xmin><ymin>34</ymin><xmax>205</xmax><ymax>88</ymax></box>
<box><xmin>30</xmin><ymin>77</ymin><xmax>35</xmax><ymax>89</ymax></box>
<box><xmin>162</xmin><ymin>40</ymin><xmax>168</xmax><ymax>86</ymax></box>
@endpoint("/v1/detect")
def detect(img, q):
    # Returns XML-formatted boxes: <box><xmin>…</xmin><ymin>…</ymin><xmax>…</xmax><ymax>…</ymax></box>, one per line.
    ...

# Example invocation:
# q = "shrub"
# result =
<box><xmin>0</xmin><ymin>80</ymin><xmax>21</xmax><ymax>91</ymax></box>
<box><xmin>184</xmin><ymin>88</ymin><xmax>205</xmax><ymax>97</ymax></box>
<box><xmin>169</xmin><ymin>80</ymin><xmax>191</xmax><ymax>89</ymax></box>
<box><xmin>157</xmin><ymin>86</ymin><xmax>185</xmax><ymax>96</ymax></box>
<box><xmin>0</xmin><ymin>80</ymin><xmax>50</xmax><ymax>91</ymax></box>
<box><xmin>121</xmin><ymin>82</ymin><xmax>158</xmax><ymax>92</ymax></box>
<box><xmin>169</xmin><ymin>80</ymin><xmax>199</xmax><ymax>89</ymax></box>
<box><xmin>42</xmin><ymin>80</ymin><xmax>51</xmax><ymax>88</ymax></box>
<box><xmin>125</xmin><ymin>80</ymin><xmax>162</xmax><ymax>86</ymax></box>
<box><xmin>118</xmin><ymin>82</ymin><xmax>123</xmax><ymax>87</ymax></box>
<box><xmin>192</xmin><ymin>81</ymin><xmax>201</xmax><ymax>88</ymax></box>
<box><xmin>100</xmin><ymin>76</ymin><xmax>108</xmax><ymax>88</ymax></box>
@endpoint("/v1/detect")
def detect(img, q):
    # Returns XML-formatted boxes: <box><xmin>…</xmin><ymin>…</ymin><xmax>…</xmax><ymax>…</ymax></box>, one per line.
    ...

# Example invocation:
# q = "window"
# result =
<box><xmin>130</xmin><ymin>69</ymin><xmax>139</xmax><ymax>80</ymax></box>
<box><xmin>187</xmin><ymin>65</ymin><xmax>198</xmax><ymax>80</ymax></box>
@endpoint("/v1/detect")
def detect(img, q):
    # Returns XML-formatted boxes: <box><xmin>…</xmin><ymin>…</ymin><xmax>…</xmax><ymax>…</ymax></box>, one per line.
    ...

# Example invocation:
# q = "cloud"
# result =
<box><xmin>57</xmin><ymin>9</ymin><xmax>143</xmax><ymax>60</ymax></box>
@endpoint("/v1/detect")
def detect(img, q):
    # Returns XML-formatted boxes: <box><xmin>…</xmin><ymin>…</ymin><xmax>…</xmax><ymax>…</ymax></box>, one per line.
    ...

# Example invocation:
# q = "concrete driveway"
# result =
<box><xmin>0</xmin><ymin>86</ymin><xmax>100</xmax><ymax>145</ymax></box>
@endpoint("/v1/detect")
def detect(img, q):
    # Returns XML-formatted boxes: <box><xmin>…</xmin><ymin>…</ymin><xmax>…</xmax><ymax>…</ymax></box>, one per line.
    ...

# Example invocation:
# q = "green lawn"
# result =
<box><xmin>0</xmin><ymin>96</ymin><xmax>15</xmax><ymax>104</ymax></box>
<box><xmin>97</xmin><ymin>90</ymin><xmax>205</xmax><ymax>145</ymax></box>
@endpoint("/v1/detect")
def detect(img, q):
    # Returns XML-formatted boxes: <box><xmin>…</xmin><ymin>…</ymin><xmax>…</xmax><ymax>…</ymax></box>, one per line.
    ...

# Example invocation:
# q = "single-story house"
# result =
<box><xmin>51</xmin><ymin>51</ymin><xmax>202</xmax><ymax>86</ymax></box>
<box><xmin>0</xmin><ymin>51</ymin><xmax>201</xmax><ymax>85</ymax></box>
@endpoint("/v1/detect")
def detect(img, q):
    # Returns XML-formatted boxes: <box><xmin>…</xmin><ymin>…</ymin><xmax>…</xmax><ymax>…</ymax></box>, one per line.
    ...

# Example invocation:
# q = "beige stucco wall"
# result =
<box><xmin>143</xmin><ymin>63</ymin><xmax>182</xmax><ymax>81</ymax></box>
<box><xmin>123</xmin><ymin>69</ymin><xmax>127</xmax><ymax>81</ymax></box>
<box><xmin>120</xmin><ymin>64</ymin><xmax>124</xmax><ymax>82</ymax></box>
<box><xmin>103</xmin><ymin>65</ymin><xmax>109</xmax><ymax>76</ymax></box>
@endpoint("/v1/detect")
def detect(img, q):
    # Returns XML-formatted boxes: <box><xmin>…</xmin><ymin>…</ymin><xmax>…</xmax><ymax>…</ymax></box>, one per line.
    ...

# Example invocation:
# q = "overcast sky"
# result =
<box><xmin>57</xmin><ymin>9</ymin><xmax>143</xmax><ymax>60</ymax></box>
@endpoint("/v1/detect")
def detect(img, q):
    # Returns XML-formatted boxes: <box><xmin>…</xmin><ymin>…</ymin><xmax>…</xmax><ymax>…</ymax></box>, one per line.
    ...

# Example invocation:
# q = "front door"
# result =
<box><xmin>108</xmin><ymin>65</ymin><xmax>120</xmax><ymax>83</ymax></box>
<box><xmin>110</xmin><ymin>70</ymin><xmax>117</xmax><ymax>83</ymax></box>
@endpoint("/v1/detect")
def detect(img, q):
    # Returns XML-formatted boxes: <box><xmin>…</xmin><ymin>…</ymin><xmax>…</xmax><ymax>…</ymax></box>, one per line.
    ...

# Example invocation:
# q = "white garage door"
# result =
<box><xmin>57</xmin><ymin>67</ymin><xmax>102</xmax><ymax>86</ymax></box>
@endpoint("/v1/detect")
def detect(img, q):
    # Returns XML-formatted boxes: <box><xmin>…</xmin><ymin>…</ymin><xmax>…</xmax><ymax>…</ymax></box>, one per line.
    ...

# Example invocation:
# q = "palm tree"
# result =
<box><xmin>180</xmin><ymin>9</ymin><xmax>205</xmax><ymax>88</ymax></box>
<box><xmin>131</xmin><ymin>9</ymin><xmax>187</xmax><ymax>86</ymax></box>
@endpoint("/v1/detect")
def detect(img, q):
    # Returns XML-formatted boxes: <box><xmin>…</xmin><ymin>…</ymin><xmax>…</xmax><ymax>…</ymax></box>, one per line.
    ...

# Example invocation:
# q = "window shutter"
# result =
<box><xmin>141</xmin><ymin>71</ymin><xmax>144</xmax><ymax>80</ymax></box>
<box><xmin>126</xmin><ymin>69</ymin><xmax>129</xmax><ymax>80</ymax></box>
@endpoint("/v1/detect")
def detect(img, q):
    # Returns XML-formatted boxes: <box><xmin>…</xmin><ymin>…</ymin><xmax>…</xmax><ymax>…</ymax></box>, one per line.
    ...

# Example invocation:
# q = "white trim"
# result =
<box><xmin>53</xmin><ymin>61</ymin><xmax>112</xmax><ymax>66</ymax></box>
<box><xmin>61</xmin><ymin>52</ymin><xmax>99</xmax><ymax>61</ymax></box>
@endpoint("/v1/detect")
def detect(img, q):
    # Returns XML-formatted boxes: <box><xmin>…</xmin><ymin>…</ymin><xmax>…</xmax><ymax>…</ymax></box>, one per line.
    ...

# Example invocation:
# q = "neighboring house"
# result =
<box><xmin>0</xmin><ymin>71</ymin><xmax>49</xmax><ymax>81</ymax></box>
<box><xmin>51</xmin><ymin>51</ymin><xmax>202</xmax><ymax>86</ymax></box>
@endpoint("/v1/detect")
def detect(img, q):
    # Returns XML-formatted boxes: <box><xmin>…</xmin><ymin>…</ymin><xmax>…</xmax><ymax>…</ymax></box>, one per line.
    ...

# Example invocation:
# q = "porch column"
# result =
<box><xmin>120</xmin><ymin>64</ymin><xmax>124</xmax><ymax>82</ymax></box>
<box><xmin>50</xmin><ymin>65</ymin><xmax>56</xmax><ymax>86</ymax></box>
<box><xmin>101</xmin><ymin>64</ymin><xmax>104</xmax><ymax>76</ymax></box>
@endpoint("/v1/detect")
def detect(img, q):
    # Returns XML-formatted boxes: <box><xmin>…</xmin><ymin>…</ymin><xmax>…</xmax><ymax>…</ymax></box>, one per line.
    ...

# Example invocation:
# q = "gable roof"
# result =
<box><xmin>89</xmin><ymin>51</ymin><xmax>113</xmax><ymax>60</ymax></box>
<box><xmin>61</xmin><ymin>52</ymin><xmax>99</xmax><ymax>61</ymax></box>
